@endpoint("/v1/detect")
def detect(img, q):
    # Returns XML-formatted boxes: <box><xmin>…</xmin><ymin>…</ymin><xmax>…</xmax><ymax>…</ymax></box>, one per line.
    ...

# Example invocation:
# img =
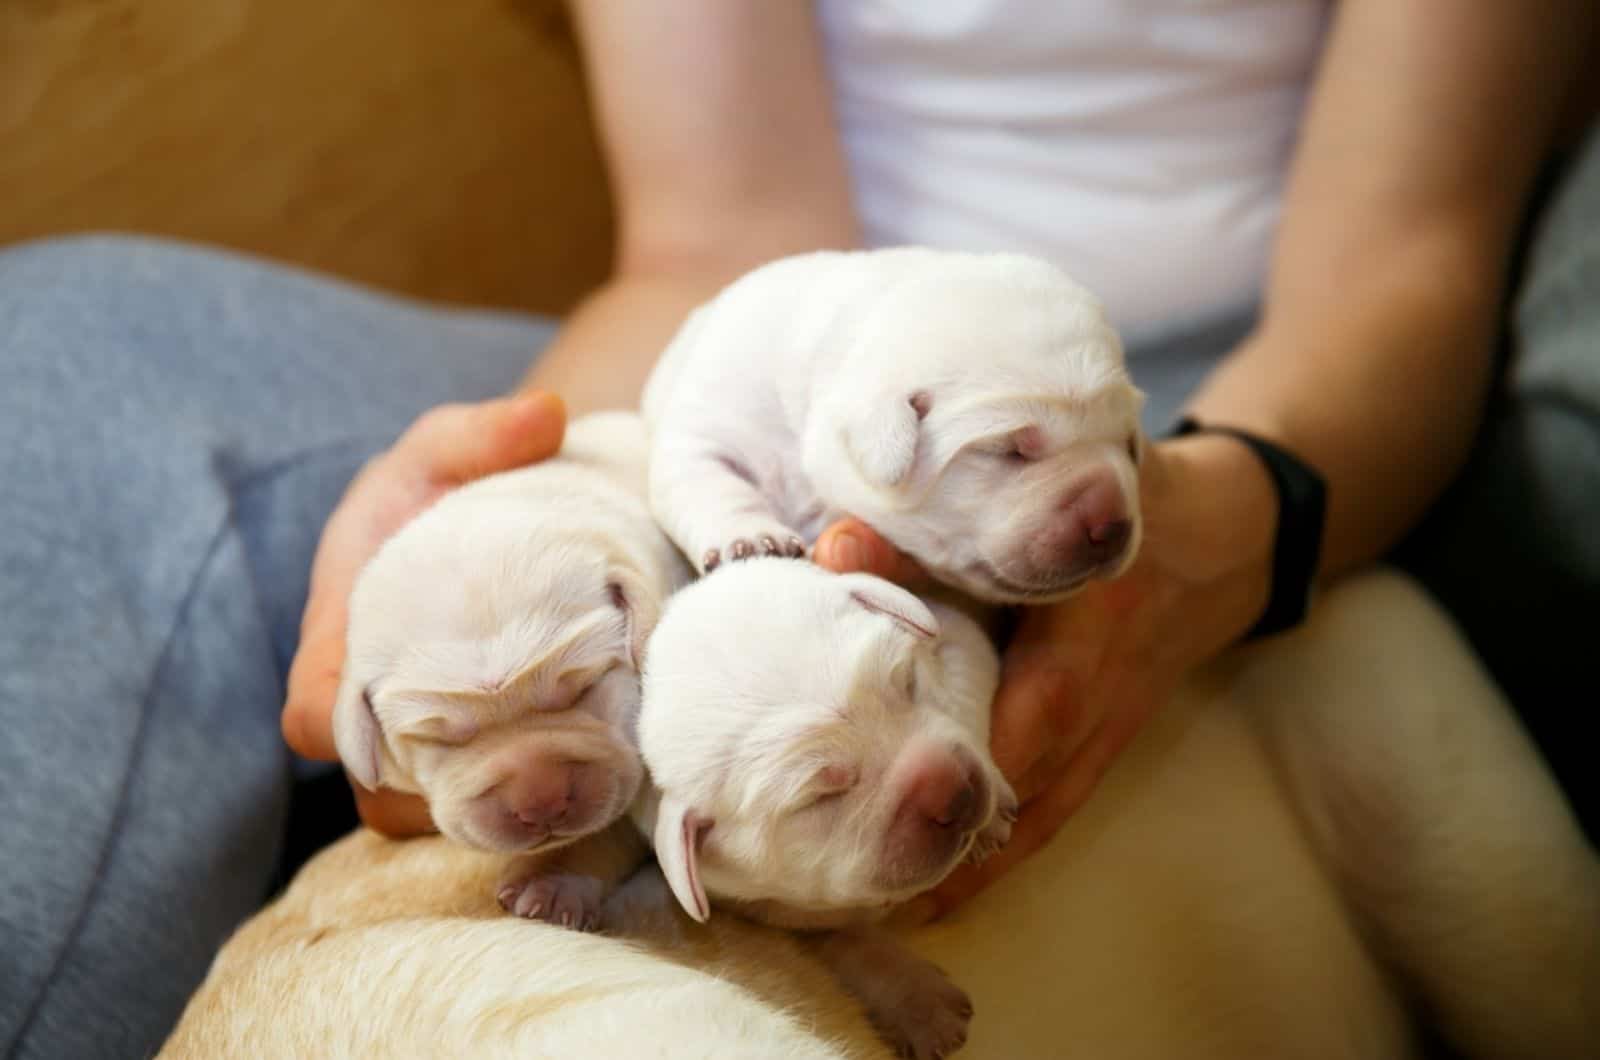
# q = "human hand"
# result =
<box><xmin>280</xmin><ymin>392</ymin><xmax>568</xmax><ymax>837</ymax></box>
<box><xmin>813</xmin><ymin>431</ymin><xmax>1278</xmax><ymax>921</ymax></box>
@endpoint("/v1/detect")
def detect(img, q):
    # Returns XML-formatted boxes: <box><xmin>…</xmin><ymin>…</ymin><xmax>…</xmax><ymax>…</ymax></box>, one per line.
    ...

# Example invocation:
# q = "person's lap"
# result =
<box><xmin>0</xmin><ymin>233</ymin><xmax>553</xmax><ymax>1059</ymax></box>
<box><xmin>4</xmin><ymin>116</ymin><xmax>1597</xmax><ymax>1057</ymax></box>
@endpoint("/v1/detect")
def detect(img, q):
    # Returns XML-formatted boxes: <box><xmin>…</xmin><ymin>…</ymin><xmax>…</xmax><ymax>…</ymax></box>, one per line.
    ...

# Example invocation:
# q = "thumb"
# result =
<box><xmin>814</xmin><ymin>517</ymin><xmax>933</xmax><ymax>588</ymax></box>
<box><xmin>395</xmin><ymin>391</ymin><xmax>568</xmax><ymax>485</ymax></box>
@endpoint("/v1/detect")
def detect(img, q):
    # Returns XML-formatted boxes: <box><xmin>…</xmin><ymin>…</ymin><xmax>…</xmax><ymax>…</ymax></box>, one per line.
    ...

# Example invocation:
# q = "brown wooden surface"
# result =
<box><xmin>0</xmin><ymin>0</ymin><xmax>614</xmax><ymax>316</ymax></box>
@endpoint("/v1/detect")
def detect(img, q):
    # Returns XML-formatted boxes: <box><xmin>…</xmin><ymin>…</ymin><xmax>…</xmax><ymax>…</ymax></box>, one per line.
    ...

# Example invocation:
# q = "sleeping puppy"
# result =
<box><xmin>640</xmin><ymin>246</ymin><xmax>1144</xmax><ymax>603</ymax></box>
<box><xmin>331</xmin><ymin>410</ymin><xmax>690</xmax><ymax>922</ymax></box>
<box><xmin>631</xmin><ymin>558</ymin><xmax>1017</xmax><ymax>1059</ymax></box>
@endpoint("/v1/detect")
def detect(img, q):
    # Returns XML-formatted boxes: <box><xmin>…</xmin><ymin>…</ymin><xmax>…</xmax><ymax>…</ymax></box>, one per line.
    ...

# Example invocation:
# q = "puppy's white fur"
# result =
<box><xmin>331</xmin><ymin>411</ymin><xmax>690</xmax><ymax>894</ymax></box>
<box><xmin>634</xmin><ymin>560</ymin><xmax>1011</xmax><ymax>925</ymax></box>
<box><xmin>641</xmin><ymin>247</ymin><xmax>1145</xmax><ymax>603</ymax></box>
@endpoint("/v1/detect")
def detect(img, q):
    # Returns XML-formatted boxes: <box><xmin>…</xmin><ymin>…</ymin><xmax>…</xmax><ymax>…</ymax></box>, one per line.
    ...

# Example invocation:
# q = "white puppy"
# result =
<box><xmin>631</xmin><ymin>557</ymin><xmax>1018</xmax><ymax>1059</ymax></box>
<box><xmin>332</xmin><ymin>410</ymin><xmax>690</xmax><ymax>921</ymax></box>
<box><xmin>641</xmin><ymin>246</ymin><xmax>1145</xmax><ymax>603</ymax></box>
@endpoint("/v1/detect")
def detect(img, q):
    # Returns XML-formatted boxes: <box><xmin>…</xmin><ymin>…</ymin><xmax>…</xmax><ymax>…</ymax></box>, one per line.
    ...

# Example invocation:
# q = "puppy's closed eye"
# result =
<box><xmin>394</xmin><ymin>709</ymin><xmax>480</xmax><ymax>747</ymax></box>
<box><xmin>796</xmin><ymin>762</ymin><xmax>860</xmax><ymax>810</ymax></box>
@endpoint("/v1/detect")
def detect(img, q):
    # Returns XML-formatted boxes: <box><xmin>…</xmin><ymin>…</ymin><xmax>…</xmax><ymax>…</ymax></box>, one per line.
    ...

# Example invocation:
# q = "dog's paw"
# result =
<box><xmin>700</xmin><ymin>524</ymin><xmax>806</xmax><ymax>573</ymax></box>
<box><xmin>496</xmin><ymin>870</ymin><xmax>605</xmax><ymax>931</ymax></box>
<box><xmin>968</xmin><ymin>785</ymin><xmax>1019</xmax><ymax>865</ymax></box>
<box><xmin>821</xmin><ymin>930</ymin><xmax>972</xmax><ymax>1060</ymax></box>
<box><xmin>868</xmin><ymin>959</ymin><xmax>972</xmax><ymax>1060</ymax></box>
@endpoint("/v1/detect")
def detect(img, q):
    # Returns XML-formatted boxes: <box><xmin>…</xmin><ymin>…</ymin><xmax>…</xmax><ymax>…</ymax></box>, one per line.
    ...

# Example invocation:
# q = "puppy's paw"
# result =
<box><xmin>700</xmin><ymin>523</ymin><xmax>807</xmax><ymax>573</ymax></box>
<box><xmin>496</xmin><ymin>870</ymin><xmax>605</xmax><ymax>931</ymax></box>
<box><xmin>969</xmin><ymin>784</ymin><xmax>1019</xmax><ymax>865</ymax></box>
<box><xmin>819</xmin><ymin>929</ymin><xmax>972</xmax><ymax>1060</ymax></box>
<box><xmin>867</xmin><ymin>958</ymin><xmax>972</xmax><ymax>1060</ymax></box>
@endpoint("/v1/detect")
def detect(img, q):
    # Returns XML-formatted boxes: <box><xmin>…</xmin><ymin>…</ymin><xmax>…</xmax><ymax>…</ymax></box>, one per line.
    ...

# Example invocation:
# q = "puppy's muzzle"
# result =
<box><xmin>469</xmin><ymin>757</ymin><xmax>615</xmax><ymax>851</ymax></box>
<box><xmin>999</xmin><ymin>467</ymin><xmax>1135</xmax><ymax>597</ymax></box>
<box><xmin>877</xmin><ymin>745</ymin><xmax>991</xmax><ymax>890</ymax></box>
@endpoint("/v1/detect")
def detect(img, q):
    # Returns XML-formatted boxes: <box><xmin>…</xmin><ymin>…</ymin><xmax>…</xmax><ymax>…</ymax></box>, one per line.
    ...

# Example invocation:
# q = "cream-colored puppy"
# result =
<box><xmin>641</xmin><ymin>247</ymin><xmax>1144</xmax><ymax>603</ymax></box>
<box><xmin>331</xmin><ymin>410</ymin><xmax>690</xmax><ymax>921</ymax></box>
<box><xmin>633</xmin><ymin>558</ymin><xmax>1016</xmax><ymax>1059</ymax></box>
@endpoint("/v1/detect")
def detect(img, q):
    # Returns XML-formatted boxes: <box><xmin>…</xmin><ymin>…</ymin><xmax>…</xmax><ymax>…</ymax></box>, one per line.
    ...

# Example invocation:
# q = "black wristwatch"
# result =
<box><xmin>1170</xmin><ymin>415</ymin><xmax>1327</xmax><ymax>641</ymax></box>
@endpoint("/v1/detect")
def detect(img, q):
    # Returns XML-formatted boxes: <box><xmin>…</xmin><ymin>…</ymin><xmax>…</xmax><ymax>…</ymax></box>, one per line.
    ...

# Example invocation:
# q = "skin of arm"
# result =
<box><xmin>521</xmin><ymin>0</ymin><xmax>862</xmax><ymax>415</ymax></box>
<box><xmin>1182</xmin><ymin>0</ymin><xmax>1599</xmax><ymax>578</ymax></box>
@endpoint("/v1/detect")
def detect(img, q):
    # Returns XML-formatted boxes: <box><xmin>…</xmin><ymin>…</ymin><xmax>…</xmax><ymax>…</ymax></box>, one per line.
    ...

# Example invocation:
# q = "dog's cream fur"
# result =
<box><xmin>634</xmin><ymin>561</ymin><xmax>1014</xmax><ymax>926</ymax></box>
<box><xmin>641</xmin><ymin>247</ymin><xmax>1145</xmax><ymax>603</ymax></box>
<box><xmin>163</xmin><ymin>570</ymin><xmax>1600</xmax><ymax>1059</ymax></box>
<box><xmin>330</xmin><ymin>410</ymin><xmax>690</xmax><ymax>915</ymax></box>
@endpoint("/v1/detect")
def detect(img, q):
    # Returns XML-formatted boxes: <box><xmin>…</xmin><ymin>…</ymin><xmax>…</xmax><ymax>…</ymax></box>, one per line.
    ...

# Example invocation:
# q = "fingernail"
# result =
<box><xmin>832</xmin><ymin>531</ymin><xmax>864</xmax><ymax>572</ymax></box>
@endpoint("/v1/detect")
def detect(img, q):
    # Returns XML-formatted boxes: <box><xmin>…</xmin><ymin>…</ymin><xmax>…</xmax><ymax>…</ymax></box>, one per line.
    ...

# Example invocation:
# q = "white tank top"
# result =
<box><xmin>817</xmin><ymin>0</ymin><xmax>1330</xmax><ymax>342</ymax></box>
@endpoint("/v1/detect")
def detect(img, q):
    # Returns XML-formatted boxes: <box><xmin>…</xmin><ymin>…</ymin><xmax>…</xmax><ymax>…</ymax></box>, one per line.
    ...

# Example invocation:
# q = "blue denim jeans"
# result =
<box><xmin>3</xmin><ymin>121</ymin><xmax>1598</xmax><ymax>1058</ymax></box>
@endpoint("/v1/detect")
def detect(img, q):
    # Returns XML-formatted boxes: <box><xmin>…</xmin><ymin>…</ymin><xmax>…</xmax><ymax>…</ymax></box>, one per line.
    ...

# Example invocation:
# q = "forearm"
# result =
<box><xmin>524</xmin><ymin>0</ymin><xmax>860</xmax><ymax>418</ymax></box>
<box><xmin>517</xmin><ymin>269</ymin><xmax>736</xmax><ymax>416</ymax></box>
<box><xmin>1184</xmin><ymin>253</ymin><xmax>1500</xmax><ymax>578</ymax></box>
<box><xmin>1183</xmin><ymin>0</ymin><xmax>1593</xmax><ymax>580</ymax></box>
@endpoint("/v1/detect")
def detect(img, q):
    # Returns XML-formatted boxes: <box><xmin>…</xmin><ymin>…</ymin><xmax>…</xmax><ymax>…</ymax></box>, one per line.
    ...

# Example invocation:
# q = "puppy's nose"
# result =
<box><xmin>1045</xmin><ymin>470</ymin><xmax>1131</xmax><ymax>570</ymax></box>
<box><xmin>905</xmin><ymin>757</ymin><xmax>982</xmax><ymax>833</ymax></box>
<box><xmin>1084</xmin><ymin>517</ymin><xmax>1132</xmax><ymax>563</ymax></box>
<box><xmin>500</xmin><ymin>761</ymin><xmax>583</xmax><ymax>834</ymax></box>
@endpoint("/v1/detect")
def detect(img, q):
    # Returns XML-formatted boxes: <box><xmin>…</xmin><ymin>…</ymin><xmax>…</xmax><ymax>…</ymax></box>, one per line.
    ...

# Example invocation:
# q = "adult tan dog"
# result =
<box><xmin>160</xmin><ymin>570</ymin><xmax>1600</xmax><ymax>1059</ymax></box>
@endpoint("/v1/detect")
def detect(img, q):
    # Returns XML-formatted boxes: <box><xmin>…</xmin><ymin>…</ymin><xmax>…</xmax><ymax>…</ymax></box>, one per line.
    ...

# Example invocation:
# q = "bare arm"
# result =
<box><xmin>1183</xmin><ymin>0</ymin><xmax>1596</xmax><ymax>577</ymax></box>
<box><xmin>522</xmin><ymin>0</ymin><xmax>860</xmax><ymax>414</ymax></box>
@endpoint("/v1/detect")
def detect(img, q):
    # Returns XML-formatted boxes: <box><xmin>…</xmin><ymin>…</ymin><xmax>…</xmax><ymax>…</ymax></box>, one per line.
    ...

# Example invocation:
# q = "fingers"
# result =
<box><xmin>395</xmin><ymin>390</ymin><xmax>567</xmax><ymax>486</ymax></box>
<box><xmin>986</xmin><ymin>607</ymin><xmax>1098</xmax><ymax>797</ymax></box>
<box><xmin>282</xmin><ymin>608</ymin><xmax>347</xmax><ymax>761</ymax></box>
<box><xmin>813</xmin><ymin>517</ymin><xmax>932</xmax><ymax>587</ymax></box>
<box><xmin>353</xmin><ymin>783</ymin><xmax>437</xmax><ymax>838</ymax></box>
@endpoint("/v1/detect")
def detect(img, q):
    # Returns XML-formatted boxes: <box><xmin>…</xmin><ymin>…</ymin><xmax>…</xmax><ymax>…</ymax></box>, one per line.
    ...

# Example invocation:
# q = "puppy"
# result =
<box><xmin>632</xmin><ymin>558</ymin><xmax>1018</xmax><ymax>1059</ymax></box>
<box><xmin>641</xmin><ymin>246</ymin><xmax>1145</xmax><ymax>602</ymax></box>
<box><xmin>331</xmin><ymin>410</ymin><xmax>690</xmax><ymax>921</ymax></box>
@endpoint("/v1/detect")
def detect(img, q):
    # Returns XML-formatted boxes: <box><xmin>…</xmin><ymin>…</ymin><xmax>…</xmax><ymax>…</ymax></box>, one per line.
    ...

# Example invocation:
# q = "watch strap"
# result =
<box><xmin>1170</xmin><ymin>415</ymin><xmax>1327</xmax><ymax>640</ymax></box>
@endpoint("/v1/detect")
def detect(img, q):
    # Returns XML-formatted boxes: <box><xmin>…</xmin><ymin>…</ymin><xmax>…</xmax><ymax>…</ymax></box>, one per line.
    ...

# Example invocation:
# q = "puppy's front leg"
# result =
<box><xmin>649</xmin><ymin>434</ymin><xmax>806</xmax><ymax>574</ymax></box>
<box><xmin>497</xmin><ymin>821</ymin><xmax>650</xmax><ymax>931</ymax></box>
<box><xmin>813</xmin><ymin>925</ymin><xmax>972</xmax><ymax>1060</ymax></box>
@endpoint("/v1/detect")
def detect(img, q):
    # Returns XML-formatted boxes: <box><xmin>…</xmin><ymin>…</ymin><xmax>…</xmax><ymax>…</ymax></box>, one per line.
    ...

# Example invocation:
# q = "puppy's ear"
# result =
<box><xmin>654</xmin><ymin>794</ymin><xmax>713</xmax><ymax>923</ymax></box>
<box><xmin>839</xmin><ymin>573</ymin><xmax>940</xmax><ymax>641</ymax></box>
<box><xmin>607</xmin><ymin>567</ymin><xmax>659</xmax><ymax>671</ymax></box>
<box><xmin>332</xmin><ymin>678</ymin><xmax>384</xmax><ymax>791</ymax></box>
<box><xmin>839</xmin><ymin>389</ymin><xmax>929</xmax><ymax>490</ymax></box>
